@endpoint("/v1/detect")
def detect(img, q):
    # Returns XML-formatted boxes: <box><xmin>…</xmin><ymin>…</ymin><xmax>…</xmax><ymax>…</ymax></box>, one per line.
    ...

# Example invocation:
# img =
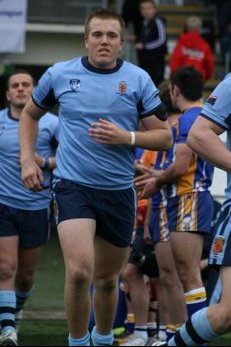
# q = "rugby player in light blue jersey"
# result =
<box><xmin>19</xmin><ymin>9</ymin><xmax>172</xmax><ymax>347</ymax></box>
<box><xmin>0</xmin><ymin>71</ymin><xmax>58</xmax><ymax>346</ymax></box>
<box><xmin>159</xmin><ymin>73</ymin><xmax>231</xmax><ymax>346</ymax></box>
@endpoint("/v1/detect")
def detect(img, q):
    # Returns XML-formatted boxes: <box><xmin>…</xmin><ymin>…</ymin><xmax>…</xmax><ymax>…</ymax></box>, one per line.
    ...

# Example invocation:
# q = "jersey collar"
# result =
<box><xmin>81</xmin><ymin>56</ymin><xmax>123</xmax><ymax>74</ymax></box>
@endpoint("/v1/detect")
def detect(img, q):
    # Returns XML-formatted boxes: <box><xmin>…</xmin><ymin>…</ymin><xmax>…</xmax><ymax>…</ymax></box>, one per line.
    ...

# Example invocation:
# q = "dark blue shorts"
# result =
<box><xmin>167</xmin><ymin>191</ymin><xmax>214</xmax><ymax>234</ymax></box>
<box><xmin>149</xmin><ymin>205</ymin><xmax>169</xmax><ymax>243</ymax></box>
<box><xmin>209</xmin><ymin>200</ymin><xmax>231</xmax><ymax>266</ymax></box>
<box><xmin>0</xmin><ymin>203</ymin><xmax>50</xmax><ymax>248</ymax></box>
<box><xmin>53</xmin><ymin>179</ymin><xmax>136</xmax><ymax>248</ymax></box>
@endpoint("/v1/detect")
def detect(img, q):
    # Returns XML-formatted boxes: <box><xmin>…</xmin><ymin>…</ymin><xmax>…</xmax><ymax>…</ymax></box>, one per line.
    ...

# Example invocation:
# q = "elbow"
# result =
<box><xmin>187</xmin><ymin>130</ymin><xmax>199</xmax><ymax>152</ymax></box>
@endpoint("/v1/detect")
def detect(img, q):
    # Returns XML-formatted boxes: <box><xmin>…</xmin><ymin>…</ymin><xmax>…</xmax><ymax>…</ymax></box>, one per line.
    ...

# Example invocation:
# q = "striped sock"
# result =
<box><xmin>185</xmin><ymin>287</ymin><xmax>207</xmax><ymax>318</ymax></box>
<box><xmin>91</xmin><ymin>326</ymin><xmax>114</xmax><ymax>346</ymax></box>
<box><xmin>15</xmin><ymin>288</ymin><xmax>33</xmax><ymax>314</ymax></box>
<box><xmin>168</xmin><ymin>308</ymin><xmax>219</xmax><ymax>346</ymax></box>
<box><xmin>68</xmin><ymin>332</ymin><xmax>90</xmax><ymax>346</ymax></box>
<box><xmin>0</xmin><ymin>290</ymin><xmax>16</xmax><ymax>334</ymax></box>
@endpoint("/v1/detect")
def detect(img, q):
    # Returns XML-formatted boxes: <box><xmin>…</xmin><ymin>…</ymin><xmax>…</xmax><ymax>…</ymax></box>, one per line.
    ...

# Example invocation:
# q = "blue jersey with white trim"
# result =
<box><xmin>0</xmin><ymin>109</ymin><xmax>59</xmax><ymax>210</ymax></box>
<box><xmin>32</xmin><ymin>56</ymin><xmax>165</xmax><ymax>190</ymax></box>
<box><xmin>201</xmin><ymin>73</ymin><xmax>231</xmax><ymax>200</ymax></box>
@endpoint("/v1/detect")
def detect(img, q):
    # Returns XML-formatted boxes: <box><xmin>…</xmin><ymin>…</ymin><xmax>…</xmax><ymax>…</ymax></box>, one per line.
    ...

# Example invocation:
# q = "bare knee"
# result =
<box><xmin>0</xmin><ymin>261</ymin><xmax>17</xmax><ymax>282</ymax></box>
<box><xmin>122</xmin><ymin>266</ymin><xmax>141</xmax><ymax>286</ymax></box>
<box><xmin>67</xmin><ymin>266</ymin><xmax>92</xmax><ymax>288</ymax></box>
<box><xmin>94</xmin><ymin>276</ymin><xmax>118</xmax><ymax>294</ymax></box>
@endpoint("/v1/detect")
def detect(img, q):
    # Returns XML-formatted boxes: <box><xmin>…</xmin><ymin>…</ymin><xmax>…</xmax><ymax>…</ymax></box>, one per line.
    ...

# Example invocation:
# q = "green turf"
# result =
<box><xmin>25</xmin><ymin>232</ymin><xmax>65</xmax><ymax>312</ymax></box>
<box><xmin>19</xmin><ymin>319</ymin><xmax>68</xmax><ymax>346</ymax></box>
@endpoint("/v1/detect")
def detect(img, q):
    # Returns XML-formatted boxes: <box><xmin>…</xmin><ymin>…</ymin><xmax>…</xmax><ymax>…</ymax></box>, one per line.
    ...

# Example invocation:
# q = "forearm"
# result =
<box><xmin>132</xmin><ymin>128</ymin><xmax>172</xmax><ymax>151</ymax></box>
<box><xmin>19</xmin><ymin>112</ymin><xmax>39</xmax><ymax>165</ymax></box>
<box><xmin>156</xmin><ymin>164</ymin><xmax>180</xmax><ymax>188</ymax></box>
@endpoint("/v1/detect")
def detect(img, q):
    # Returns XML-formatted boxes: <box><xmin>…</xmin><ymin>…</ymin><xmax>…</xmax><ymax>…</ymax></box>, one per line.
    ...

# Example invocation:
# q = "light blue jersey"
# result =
<box><xmin>0</xmin><ymin>109</ymin><xmax>59</xmax><ymax>210</ymax></box>
<box><xmin>201</xmin><ymin>73</ymin><xmax>231</xmax><ymax>200</ymax></box>
<box><xmin>32</xmin><ymin>57</ymin><xmax>165</xmax><ymax>190</ymax></box>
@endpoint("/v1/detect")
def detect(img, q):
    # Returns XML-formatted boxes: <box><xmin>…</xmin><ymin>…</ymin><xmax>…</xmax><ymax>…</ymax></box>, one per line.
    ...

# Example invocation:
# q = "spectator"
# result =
<box><xmin>121</xmin><ymin>0</ymin><xmax>143</xmax><ymax>41</ymax></box>
<box><xmin>170</xmin><ymin>16</ymin><xmax>214</xmax><ymax>81</ymax></box>
<box><xmin>135</xmin><ymin>0</ymin><xmax>167</xmax><ymax>86</ymax></box>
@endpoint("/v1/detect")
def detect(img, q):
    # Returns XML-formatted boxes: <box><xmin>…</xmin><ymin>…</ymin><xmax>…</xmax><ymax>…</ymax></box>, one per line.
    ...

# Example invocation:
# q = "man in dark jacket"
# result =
<box><xmin>135</xmin><ymin>0</ymin><xmax>167</xmax><ymax>86</ymax></box>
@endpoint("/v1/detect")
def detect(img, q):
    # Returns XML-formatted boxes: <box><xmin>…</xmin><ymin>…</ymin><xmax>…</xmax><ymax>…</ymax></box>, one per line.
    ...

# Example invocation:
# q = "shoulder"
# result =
<box><xmin>48</xmin><ymin>57</ymin><xmax>82</xmax><ymax>76</ymax></box>
<box><xmin>122</xmin><ymin>60</ymin><xmax>151</xmax><ymax>80</ymax></box>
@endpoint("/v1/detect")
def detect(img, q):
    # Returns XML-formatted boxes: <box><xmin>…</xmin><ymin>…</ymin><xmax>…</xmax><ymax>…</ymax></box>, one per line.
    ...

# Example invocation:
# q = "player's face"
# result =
<box><xmin>6</xmin><ymin>73</ymin><xmax>34</xmax><ymax>109</ymax></box>
<box><xmin>85</xmin><ymin>18</ymin><xmax>124</xmax><ymax>69</ymax></box>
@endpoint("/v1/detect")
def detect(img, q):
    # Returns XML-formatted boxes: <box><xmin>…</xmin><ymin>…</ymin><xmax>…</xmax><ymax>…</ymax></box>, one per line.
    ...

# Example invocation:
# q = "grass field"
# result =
<box><xmin>17</xmin><ymin>232</ymin><xmax>231</xmax><ymax>346</ymax></box>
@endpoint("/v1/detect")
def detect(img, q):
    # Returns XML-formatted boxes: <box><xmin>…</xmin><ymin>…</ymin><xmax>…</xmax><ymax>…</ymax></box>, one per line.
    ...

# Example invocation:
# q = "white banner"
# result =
<box><xmin>0</xmin><ymin>0</ymin><xmax>28</xmax><ymax>53</ymax></box>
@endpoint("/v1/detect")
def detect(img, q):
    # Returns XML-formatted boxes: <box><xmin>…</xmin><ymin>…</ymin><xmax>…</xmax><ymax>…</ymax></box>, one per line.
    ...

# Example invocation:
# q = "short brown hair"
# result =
<box><xmin>6</xmin><ymin>70</ymin><xmax>35</xmax><ymax>90</ymax></box>
<box><xmin>85</xmin><ymin>8</ymin><xmax>125</xmax><ymax>39</ymax></box>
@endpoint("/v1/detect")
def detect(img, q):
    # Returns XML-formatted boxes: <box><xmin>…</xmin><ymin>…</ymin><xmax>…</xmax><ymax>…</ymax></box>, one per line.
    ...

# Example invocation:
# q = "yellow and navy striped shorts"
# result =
<box><xmin>167</xmin><ymin>191</ymin><xmax>214</xmax><ymax>234</ymax></box>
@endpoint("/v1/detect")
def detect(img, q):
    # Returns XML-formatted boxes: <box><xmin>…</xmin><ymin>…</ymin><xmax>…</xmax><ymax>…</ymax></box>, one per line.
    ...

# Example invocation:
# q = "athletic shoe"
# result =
<box><xmin>0</xmin><ymin>330</ymin><xmax>18</xmax><ymax>346</ymax></box>
<box><xmin>15</xmin><ymin>310</ymin><xmax>23</xmax><ymax>333</ymax></box>
<box><xmin>119</xmin><ymin>333</ymin><xmax>148</xmax><ymax>346</ymax></box>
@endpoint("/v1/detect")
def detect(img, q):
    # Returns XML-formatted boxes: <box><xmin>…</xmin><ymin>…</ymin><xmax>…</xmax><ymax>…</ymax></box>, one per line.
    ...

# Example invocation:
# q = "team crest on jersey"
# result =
<box><xmin>0</xmin><ymin>126</ymin><xmax>6</xmax><ymax>136</ymax></box>
<box><xmin>212</xmin><ymin>236</ymin><xmax>225</xmax><ymax>256</ymax></box>
<box><xmin>206</xmin><ymin>95</ymin><xmax>217</xmax><ymax>106</ymax></box>
<box><xmin>118</xmin><ymin>81</ymin><xmax>127</xmax><ymax>94</ymax></box>
<box><xmin>70</xmin><ymin>79</ymin><xmax>81</xmax><ymax>91</ymax></box>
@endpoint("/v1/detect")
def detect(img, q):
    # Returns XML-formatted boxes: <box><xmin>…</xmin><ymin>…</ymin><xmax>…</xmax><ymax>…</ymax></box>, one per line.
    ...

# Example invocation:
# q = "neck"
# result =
<box><xmin>10</xmin><ymin>105</ymin><xmax>22</xmax><ymax>119</ymax></box>
<box><xmin>179</xmin><ymin>100</ymin><xmax>203</xmax><ymax>113</ymax></box>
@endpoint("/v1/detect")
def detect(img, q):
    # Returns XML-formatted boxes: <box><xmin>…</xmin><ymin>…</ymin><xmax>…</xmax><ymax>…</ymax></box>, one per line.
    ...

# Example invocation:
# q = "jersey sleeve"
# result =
<box><xmin>201</xmin><ymin>74</ymin><xmax>231</xmax><ymax>130</ymax></box>
<box><xmin>32</xmin><ymin>67</ymin><xmax>58</xmax><ymax>110</ymax></box>
<box><xmin>138</xmin><ymin>73</ymin><xmax>167</xmax><ymax>121</ymax></box>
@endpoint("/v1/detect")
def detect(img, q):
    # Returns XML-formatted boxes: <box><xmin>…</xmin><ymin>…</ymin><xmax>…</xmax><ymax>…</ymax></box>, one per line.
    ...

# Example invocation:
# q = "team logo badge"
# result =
<box><xmin>118</xmin><ymin>81</ymin><xmax>127</xmax><ymax>94</ymax></box>
<box><xmin>70</xmin><ymin>79</ymin><xmax>81</xmax><ymax>91</ymax></box>
<box><xmin>212</xmin><ymin>236</ymin><xmax>225</xmax><ymax>256</ymax></box>
<box><xmin>0</xmin><ymin>126</ymin><xmax>6</xmax><ymax>136</ymax></box>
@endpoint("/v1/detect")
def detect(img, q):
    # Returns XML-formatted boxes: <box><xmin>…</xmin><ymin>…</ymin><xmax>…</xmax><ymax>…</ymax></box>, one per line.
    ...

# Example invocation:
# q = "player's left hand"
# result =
<box><xmin>88</xmin><ymin>118</ymin><xmax>131</xmax><ymax>145</ymax></box>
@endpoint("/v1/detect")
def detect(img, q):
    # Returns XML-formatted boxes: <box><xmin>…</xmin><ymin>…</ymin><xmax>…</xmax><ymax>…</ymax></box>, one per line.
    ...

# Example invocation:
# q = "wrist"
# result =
<box><xmin>130</xmin><ymin>131</ymin><xmax>136</xmax><ymax>146</ymax></box>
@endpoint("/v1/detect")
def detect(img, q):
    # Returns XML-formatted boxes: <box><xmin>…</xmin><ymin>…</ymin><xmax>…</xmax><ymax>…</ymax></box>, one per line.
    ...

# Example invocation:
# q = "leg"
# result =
<box><xmin>168</xmin><ymin>267</ymin><xmax>231</xmax><ymax>346</ymax></box>
<box><xmin>93</xmin><ymin>236</ymin><xmax>129</xmax><ymax>334</ymax></box>
<box><xmin>14</xmin><ymin>246</ymin><xmax>42</xmax><ymax>327</ymax></box>
<box><xmin>0</xmin><ymin>237</ymin><xmax>18</xmax><ymax>290</ymax></box>
<box><xmin>155</xmin><ymin>241</ymin><xmax>187</xmax><ymax>325</ymax></box>
<box><xmin>122</xmin><ymin>263</ymin><xmax>150</xmax><ymax>327</ymax></box>
<box><xmin>170</xmin><ymin>232</ymin><xmax>204</xmax><ymax>292</ymax></box>
<box><xmin>58</xmin><ymin>219</ymin><xmax>96</xmax><ymax>339</ymax></box>
<box><xmin>0</xmin><ymin>236</ymin><xmax>18</xmax><ymax>341</ymax></box>
<box><xmin>208</xmin><ymin>266</ymin><xmax>231</xmax><ymax>334</ymax></box>
<box><xmin>16</xmin><ymin>246</ymin><xmax>42</xmax><ymax>291</ymax></box>
<box><xmin>170</xmin><ymin>232</ymin><xmax>206</xmax><ymax>318</ymax></box>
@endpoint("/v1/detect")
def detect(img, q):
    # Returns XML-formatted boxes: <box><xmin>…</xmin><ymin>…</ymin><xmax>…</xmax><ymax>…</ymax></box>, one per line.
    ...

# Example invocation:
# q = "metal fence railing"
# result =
<box><xmin>27</xmin><ymin>0</ymin><xmax>109</xmax><ymax>24</ymax></box>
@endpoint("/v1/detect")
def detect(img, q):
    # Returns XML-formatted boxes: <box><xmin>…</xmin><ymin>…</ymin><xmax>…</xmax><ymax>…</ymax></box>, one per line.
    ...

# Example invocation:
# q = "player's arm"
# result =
<box><xmin>137</xmin><ymin>143</ymin><xmax>192</xmax><ymax>198</ymax></box>
<box><xmin>188</xmin><ymin>115</ymin><xmax>231</xmax><ymax>172</ymax></box>
<box><xmin>89</xmin><ymin>115</ymin><xmax>172</xmax><ymax>151</ymax></box>
<box><xmin>19</xmin><ymin>97</ymin><xmax>46</xmax><ymax>191</ymax></box>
